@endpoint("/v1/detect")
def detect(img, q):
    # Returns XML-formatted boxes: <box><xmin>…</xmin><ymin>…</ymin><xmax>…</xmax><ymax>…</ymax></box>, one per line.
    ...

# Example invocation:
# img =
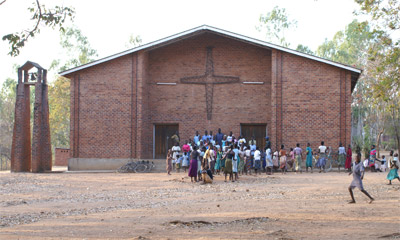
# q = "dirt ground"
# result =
<box><xmin>0</xmin><ymin>169</ymin><xmax>399</xmax><ymax>240</ymax></box>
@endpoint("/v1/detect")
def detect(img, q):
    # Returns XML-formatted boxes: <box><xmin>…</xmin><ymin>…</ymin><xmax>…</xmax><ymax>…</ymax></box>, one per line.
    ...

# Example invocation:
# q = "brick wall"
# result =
<box><xmin>271</xmin><ymin>49</ymin><xmax>352</xmax><ymax>151</ymax></box>
<box><xmin>66</xmin><ymin>32</ymin><xmax>353</xmax><ymax>162</ymax></box>
<box><xmin>55</xmin><ymin>148</ymin><xmax>70</xmax><ymax>166</ymax></box>
<box><xmin>69</xmin><ymin>55</ymin><xmax>134</xmax><ymax>159</ymax></box>
<box><xmin>147</xmin><ymin>33</ymin><xmax>272</xmax><ymax>156</ymax></box>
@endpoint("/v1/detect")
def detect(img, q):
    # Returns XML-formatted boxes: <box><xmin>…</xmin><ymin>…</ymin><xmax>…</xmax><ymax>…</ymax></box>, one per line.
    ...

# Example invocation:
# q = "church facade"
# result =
<box><xmin>61</xmin><ymin>25</ymin><xmax>360</xmax><ymax>170</ymax></box>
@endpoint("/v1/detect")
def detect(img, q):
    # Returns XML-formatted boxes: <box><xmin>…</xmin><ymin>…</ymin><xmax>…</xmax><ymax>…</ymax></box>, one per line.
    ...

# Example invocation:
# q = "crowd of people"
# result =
<box><xmin>165</xmin><ymin>129</ymin><xmax>400</xmax><ymax>189</ymax></box>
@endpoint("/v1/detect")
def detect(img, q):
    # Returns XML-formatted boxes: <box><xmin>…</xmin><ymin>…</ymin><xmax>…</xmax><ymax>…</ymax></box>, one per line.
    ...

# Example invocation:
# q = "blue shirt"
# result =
<box><xmin>194</xmin><ymin>135</ymin><xmax>200</xmax><ymax>144</ymax></box>
<box><xmin>216</xmin><ymin>133</ymin><xmax>224</xmax><ymax>144</ymax></box>
<box><xmin>202</xmin><ymin>135</ymin><xmax>209</xmax><ymax>141</ymax></box>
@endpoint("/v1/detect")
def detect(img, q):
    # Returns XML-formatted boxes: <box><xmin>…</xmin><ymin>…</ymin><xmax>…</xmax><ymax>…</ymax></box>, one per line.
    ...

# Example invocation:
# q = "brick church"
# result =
<box><xmin>60</xmin><ymin>25</ymin><xmax>360</xmax><ymax>170</ymax></box>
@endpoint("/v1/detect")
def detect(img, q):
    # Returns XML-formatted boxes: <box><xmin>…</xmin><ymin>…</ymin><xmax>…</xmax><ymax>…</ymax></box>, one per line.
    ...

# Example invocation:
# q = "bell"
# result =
<box><xmin>30</xmin><ymin>73</ymin><xmax>36</xmax><ymax>81</ymax></box>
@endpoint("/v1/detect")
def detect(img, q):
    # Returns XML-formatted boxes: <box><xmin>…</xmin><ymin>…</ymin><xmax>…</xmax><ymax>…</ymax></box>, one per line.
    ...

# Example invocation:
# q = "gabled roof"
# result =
<box><xmin>20</xmin><ymin>61</ymin><xmax>44</xmax><ymax>71</ymax></box>
<box><xmin>59</xmin><ymin>25</ymin><xmax>362</xmax><ymax>76</ymax></box>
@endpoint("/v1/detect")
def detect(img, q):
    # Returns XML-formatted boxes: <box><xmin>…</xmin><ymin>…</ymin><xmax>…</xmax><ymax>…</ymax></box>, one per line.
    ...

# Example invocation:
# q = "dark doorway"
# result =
<box><xmin>240</xmin><ymin>124</ymin><xmax>267</xmax><ymax>150</ymax></box>
<box><xmin>154</xmin><ymin>124</ymin><xmax>179</xmax><ymax>159</ymax></box>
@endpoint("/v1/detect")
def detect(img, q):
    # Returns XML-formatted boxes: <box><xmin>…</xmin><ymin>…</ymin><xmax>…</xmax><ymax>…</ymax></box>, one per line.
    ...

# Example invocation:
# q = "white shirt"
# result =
<box><xmin>233</xmin><ymin>148</ymin><xmax>239</xmax><ymax>160</ymax></box>
<box><xmin>338</xmin><ymin>147</ymin><xmax>346</xmax><ymax>154</ymax></box>
<box><xmin>254</xmin><ymin>150</ymin><xmax>261</xmax><ymax>161</ymax></box>
<box><xmin>319</xmin><ymin>145</ymin><xmax>327</xmax><ymax>154</ymax></box>
<box><xmin>266</xmin><ymin>148</ymin><xmax>271</xmax><ymax>159</ymax></box>
<box><xmin>245</xmin><ymin>149</ymin><xmax>251</xmax><ymax>157</ymax></box>
<box><xmin>206</xmin><ymin>149</ymin><xmax>215</xmax><ymax>164</ymax></box>
<box><xmin>172</xmin><ymin>146</ymin><xmax>181</xmax><ymax>160</ymax></box>
<box><xmin>227</xmin><ymin>135</ymin><xmax>233</xmax><ymax>142</ymax></box>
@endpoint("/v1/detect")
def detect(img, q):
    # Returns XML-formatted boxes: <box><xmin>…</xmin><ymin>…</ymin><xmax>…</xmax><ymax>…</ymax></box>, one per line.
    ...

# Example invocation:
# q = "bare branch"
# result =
<box><xmin>0</xmin><ymin>0</ymin><xmax>7</xmax><ymax>6</ymax></box>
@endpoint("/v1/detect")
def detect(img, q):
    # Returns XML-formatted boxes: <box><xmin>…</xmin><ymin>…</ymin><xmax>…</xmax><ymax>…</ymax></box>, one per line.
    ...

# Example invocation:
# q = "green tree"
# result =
<box><xmin>296</xmin><ymin>44</ymin><xmax>314</xmax><ymax>55</ymax></box>
<box><xmin>355</xmin><ymin>0</ymin><xmax>400</xmax><ymax>153</ymax></box>
<box><xmin>125</xmin><ymin>34</ymin><xmax>142</xmax><ymax>49</ymax></box>
<box><xmin>315</xmin><ymin>19</ymin><xmax>392</xmax><ymax>156</ymax></box>
<box><xmin>50</xmin><ymin>26</ymin><xmax>98</xmax><ymax>72</ymax></box>
<box><xmin>48</xmin><ymin>76</ymin><xmax>70</xmax><ymax>149</ymax></box>
<box><xmin>257</xmin><ymin>6</ymin><xmax>297</xmax><ymax>47</ymax></box>
<box><xmin>0</xmin><ymin>78</ymin><xmax>16</xmax><ymax>169</ymax></box>
<box><xmin>1</xmin><ymin>0</ymin><xmax>75</xmax><ymax>56</ymax></box>
<box><xmin>48</xmin><ymin>26</ymin><xmax>98</xmax><ymax>151</ymax></box>
<box><xmin>316</xmin><ymin>20</ymin><xmax>379</xmax><ymax>67</ymax></box>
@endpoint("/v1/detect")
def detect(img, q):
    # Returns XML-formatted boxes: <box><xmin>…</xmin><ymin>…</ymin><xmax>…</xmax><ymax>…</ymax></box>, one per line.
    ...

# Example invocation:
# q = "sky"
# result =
<box><xmin>0</xmin><ymin>0</ymin><xmax>364</xmax><ymax>84</ymax></box>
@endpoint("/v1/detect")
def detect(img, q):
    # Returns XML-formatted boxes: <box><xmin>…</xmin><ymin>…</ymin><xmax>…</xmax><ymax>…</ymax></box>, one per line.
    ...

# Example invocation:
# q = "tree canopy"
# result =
<box><xmin>257</xmin><ymin>6</ymin><xmax>297</xmax><ymax>47</ymax></box>
<box><xmin>1</xmin><ymin>0</ymin><xmax>74</xmax><ymax>56</ymax></box>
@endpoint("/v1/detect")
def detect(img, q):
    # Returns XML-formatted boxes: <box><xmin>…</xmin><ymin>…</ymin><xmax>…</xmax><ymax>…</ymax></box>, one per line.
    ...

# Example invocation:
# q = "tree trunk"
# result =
<box><xmin>376</xmin><ymin>128</ymin><xmax>384</xmax><ymax>158</ymax></box>
<box><xmin>391</xmin><ymin>108</ymin><xmax>400</xmax><ymax>155</ymax></box>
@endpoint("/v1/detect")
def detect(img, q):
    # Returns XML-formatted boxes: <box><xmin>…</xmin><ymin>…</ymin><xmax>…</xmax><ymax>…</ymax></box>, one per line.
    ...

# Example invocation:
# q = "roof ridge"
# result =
<box><xmin>60</xmin><ymin>25</ymin><xmax>362</xmax><ymax>76</ymax></box>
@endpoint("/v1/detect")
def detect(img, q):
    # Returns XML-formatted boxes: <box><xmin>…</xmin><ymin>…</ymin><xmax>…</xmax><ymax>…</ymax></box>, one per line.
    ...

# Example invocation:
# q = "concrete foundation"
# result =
<box><xmin>68</xmin><ymin>158</ymin><xmax>166</xmax><ymax>172</ymax></box>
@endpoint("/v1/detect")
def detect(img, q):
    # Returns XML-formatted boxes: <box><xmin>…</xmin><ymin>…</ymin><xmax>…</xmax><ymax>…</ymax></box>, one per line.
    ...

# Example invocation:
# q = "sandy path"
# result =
<box><xmin>0</xmin><ymin>170</ymin><xmax>399</xmax><ymax>239</ymax></box>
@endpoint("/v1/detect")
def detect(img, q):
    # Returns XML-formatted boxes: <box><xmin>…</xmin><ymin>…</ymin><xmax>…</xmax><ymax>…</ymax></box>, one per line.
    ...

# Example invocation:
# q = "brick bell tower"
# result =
<box><xmin>11</xmin><ymin>61</ymin><xmax>52</xmax><ymax>172</ymax></box>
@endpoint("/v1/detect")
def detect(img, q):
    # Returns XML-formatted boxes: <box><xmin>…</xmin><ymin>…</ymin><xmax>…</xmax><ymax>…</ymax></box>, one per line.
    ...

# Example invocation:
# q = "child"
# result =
<box><xmin>166</xmin><ymin>149</ymin><xmax>172</xmax><ymax>175</ymax></box>
<box><xmin>348</xmin><ymin>152</ymin><xmax>374</xmax><ymax>204</ymax></box>
<box><xmin>279</xmin><ymin>145</ymin><xmax>287</xmax><ymax>174</ymax></box>
<box><xmin>287</xmin><ymin>148</ymin><xmax>294</xmax><ymax>171</ymax></box>
<box><xmin>387</xmin><ymin>152</ymin><xmax>399</xmax><ymax>185</ymax></box>
<box><xmin>215</xmin><ymin>147</ymin><xmax>222</xmax><ymax>175</ymax></box>
<box><xmin>254</xmin><ymin>147</ymin><xmax>262</xmax><ymax>175</ymax></box>
<box><xmin>232</xmin><ymin>144</ymin><xmax>239</xmax><ymax>178</ymax></box>
<box><xmin>380</xmin><ymin>155</ymin><xmax>387</xmax><ymax>172</ymax></box>
<box><xmin>181</xmin><ymin>152</ymin><xmax>189</xmax><ymax>173</ymax></box>
<box><xmin>238</xmin><ymin>146</ymin><xmax>246</xmax><ymax>175</ymax></box>
<box><xmin>338</xmin><ymin>143</ymin><xmax>346</xmax><ymax>173</ymax></box>
<box><xmin>198</xmin><ymin>147</ymin><xmax>206</xmax><ymax>181</ymax></box>
<box><xmin>176</xmin><ymin>154</ymin><xmax>182</xmax><ymax>173</ymax></box>
<box><xmin>245</xmin><ymin>146</ymin><xmax>252</xmax><ymax>175</ymax></box>
<box><xmin>172</xmin><ymin>143</ymin><xmax>181</xmax><ymax>171</ymax></box>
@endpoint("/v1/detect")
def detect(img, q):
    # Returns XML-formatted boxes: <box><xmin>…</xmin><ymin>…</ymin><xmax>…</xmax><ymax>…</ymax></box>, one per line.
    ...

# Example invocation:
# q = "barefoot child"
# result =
<box><xmin>166</xmin><ymin>149</ymin><xmax>173</xmax><ymax>175</ymax></box>
<box><xmin>348</xmin><ymin>152</ymin><xmax>374</xmax><ymax>204</ymax></box>
<box><xmin>181</xmin><ymin>152</ymin><xmax>189</xmax><ymax>173</ymax></box>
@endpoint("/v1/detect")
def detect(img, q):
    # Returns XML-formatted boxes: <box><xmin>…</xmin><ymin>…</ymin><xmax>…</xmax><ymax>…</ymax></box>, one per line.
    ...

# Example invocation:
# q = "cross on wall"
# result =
<box><xmin>180</xmin><ymin>47</ymin><xmax>240</xmax><ymax>120</ymax></box>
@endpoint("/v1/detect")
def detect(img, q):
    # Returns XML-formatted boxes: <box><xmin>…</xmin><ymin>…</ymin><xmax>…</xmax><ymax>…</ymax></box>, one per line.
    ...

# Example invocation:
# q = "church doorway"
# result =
<box><xmin>240</xmin><ymin>124</ymin><xmax>267</xmax><ymax>150</ymax></box>
<box><xmin>154</xmin><ymin>124</ymin><xmax>179</xmax><ymax>159</ymax></box>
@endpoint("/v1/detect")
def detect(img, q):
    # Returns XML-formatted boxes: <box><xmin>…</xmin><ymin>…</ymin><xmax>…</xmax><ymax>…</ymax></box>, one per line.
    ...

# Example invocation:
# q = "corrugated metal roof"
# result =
<box><xmin>59</xmin><ymin>25</ymin><xmax>362</xmax><ymax>76</ymax></box>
